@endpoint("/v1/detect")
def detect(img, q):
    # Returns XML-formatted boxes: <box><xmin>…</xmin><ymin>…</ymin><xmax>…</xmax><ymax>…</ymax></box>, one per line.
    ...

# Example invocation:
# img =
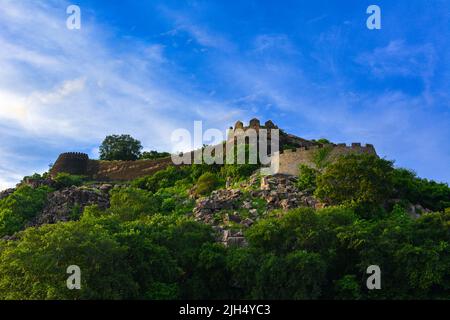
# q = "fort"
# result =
<box><xmin>50</xmin><ymin>119</ymin><xmax>377</xmax><ymax>180</ymax></box>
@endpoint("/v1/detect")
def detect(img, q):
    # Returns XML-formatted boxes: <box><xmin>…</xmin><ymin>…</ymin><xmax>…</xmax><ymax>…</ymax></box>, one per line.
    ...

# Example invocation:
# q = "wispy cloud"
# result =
<box><xmin>0</xmin><ymin>1</ymin><xmax>243</xmax><ymax>188</ymax></box>
<box><xmin>356</xmin><ymin>40</ymin><xmax>436</xmax><ymax>79</ymax></box>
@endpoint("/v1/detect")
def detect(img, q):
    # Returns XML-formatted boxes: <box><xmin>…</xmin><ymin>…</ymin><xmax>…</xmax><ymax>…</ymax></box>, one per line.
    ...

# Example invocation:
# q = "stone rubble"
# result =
<box><xmin>193</xmin><ymin>173</ymin><xmax>322</xmax><ymax>247</ymax></box>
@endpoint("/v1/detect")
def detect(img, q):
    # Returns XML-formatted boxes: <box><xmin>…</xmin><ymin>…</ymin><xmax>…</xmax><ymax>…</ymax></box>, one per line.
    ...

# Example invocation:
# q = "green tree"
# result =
<box><xmin>0</xmin><ymin>186</ymin><xmax>52</xmax><ymax>237</ymax></box>
<box><xmin>392</xmin><ymin>168</ymin><xmax>450</xmax><ymax>211</ymax></box>
<box><xmin>99</xmin><ymin>134</ymin><xmax>143</xmax><ymax>161</ymax></box>
<box><xmin>0</xmin><ymin>220</ymin><xmax>137</xmax><ymax>299</ymax></box>
<box><xmin>315</xmin><ymin>154</ymin><xmax>394</xmax><ymax>208</ymax></box>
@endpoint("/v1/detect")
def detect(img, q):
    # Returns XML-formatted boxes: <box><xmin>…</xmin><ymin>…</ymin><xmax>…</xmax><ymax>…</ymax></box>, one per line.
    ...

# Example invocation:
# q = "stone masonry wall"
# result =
<box><xmin>275</xmin><ymin>143</ymin><xmax>377</xmax><ymax>176</ymax></box>
<box><xmin>51</xmin><ymin>153</ymin><xmax>174</xmax><ymax>181</ymax></box>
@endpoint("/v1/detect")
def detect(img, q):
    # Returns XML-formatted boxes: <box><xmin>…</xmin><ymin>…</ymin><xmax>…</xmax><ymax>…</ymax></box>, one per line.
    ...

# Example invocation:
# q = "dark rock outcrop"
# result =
<box><xmin>0</xmin><ymin>188</ymin><xmax>15</xmax><ymax>201</ymax></box>
<box><xmin>27</xmin><ymin>186</ymin><xmax>110</xmax><ymax>227</ymax></box>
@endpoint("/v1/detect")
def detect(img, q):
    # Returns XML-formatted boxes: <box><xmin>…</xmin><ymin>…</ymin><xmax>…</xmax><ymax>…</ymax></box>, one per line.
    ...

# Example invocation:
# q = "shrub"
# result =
<box><xmin>195</xmin><ymin>172</ymin><xmax>220</xmax><ymax>196</ymax></box>
<box><xmin>315</xmin><ymin>154</ymin><xmax>394</xmax><ymax>208</ymax></box>
<box><xmin>109</xmin><ymin>187</ymin><xmax>160</xmax><ymax>221</ymax></box>
<box><xmin>297</xmin><ymin>164</ymin><xmax>318</xmax><ymax>191</ymax></box>
<box><xmin>53</xmin><ymin>173</ymin><xmax>85</xmax><ymax>188</ymax></box>
<box><xmin>132</xmin><ymin>166</ymin><xmax>192</xmax><ymax>193</ymax></box>
<box><xmin>140</xmin><ymin>150</ymin><xmax>171</xmax><ymax>160</ymax></box>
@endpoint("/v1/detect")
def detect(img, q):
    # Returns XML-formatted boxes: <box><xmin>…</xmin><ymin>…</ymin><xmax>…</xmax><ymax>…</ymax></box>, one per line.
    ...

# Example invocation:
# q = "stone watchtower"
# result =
<box><xmin>50</xmin><ymin>152</ymin><xmax>89</xmax><ymax>177</ymax></box>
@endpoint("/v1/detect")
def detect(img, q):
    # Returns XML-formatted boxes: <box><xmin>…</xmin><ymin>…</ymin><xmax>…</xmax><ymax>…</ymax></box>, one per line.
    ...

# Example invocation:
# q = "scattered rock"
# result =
<box><xmin>229</xmin><ymin>213</ymin><xmax>241</xmax><ymax>223</ymax></box>
<box><xmin>99</xmin><ymin>184</ymin><xmax>113</xmax><ymax>193</ymax></box>
<box><xmin>193</xmin><ymin>173</ymin><xmax>324</xmax><ymax>247</ymax></box>
<box><xmin>242</xmin><ymin>218</ymin><xmax>254</xmax><ymax>227</ymax></box>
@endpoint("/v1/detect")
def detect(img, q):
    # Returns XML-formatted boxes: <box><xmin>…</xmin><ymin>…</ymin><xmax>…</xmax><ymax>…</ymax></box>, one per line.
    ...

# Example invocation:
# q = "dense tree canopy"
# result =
<box><xmin>0</xmin><ymin>153</ymin><xmax>449</xmax><ymax>300</ymax></box>
<box><xmin>315</xmin><ymin>154</ymin><xmax>394</xmax><ymax>207</ymax></box>
<box><xmin>99</xmin><ymin>134</ymin><xmax>143</xmax><ymax>161</ymax></box>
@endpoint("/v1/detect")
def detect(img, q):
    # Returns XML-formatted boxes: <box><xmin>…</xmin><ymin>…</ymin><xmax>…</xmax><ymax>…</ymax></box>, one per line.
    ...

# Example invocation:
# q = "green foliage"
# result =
<box><xmin>99</xmin><ymin>134</ymin><xmax>143</xmax><ymax>161</ymax></box>
<box><xmin>315</xmin><ymin>154</ymin><xmax>394</xmax><ymax>212</ymax></box>
<box><xmin>297</xmin><ymin>164</ymin><xmax>318</xmax><ymax>191</ymax></box>
<box><xmin>132</xmin><ymin>166</ymin><xmax>193</xmax><ymax>193</ymax></box>
<box><xmin>54</xmin><ymin>173</ymin><xmax>86</xmax><ymax>188</ymax></box>
<box><xmin>1</xmin><ymin>146</ymin><xmax>449</xmax><ymax>300</ymax></box>
<box><xmin>220</xmin><ymin>164</ymin><xmax>257</xmax><ymax>181</ymax></box>
<box><xmin>0</xmin><ymin>192</ymin><xmax>449</xmax><ymax>299</ymax></box>
<box><xmin>317</xmin><ymin>138</ymin><xmax>331</xmax><ymax>145</ymax></box>
<box><xmin>23</xmin><ymin>172</ymin><xmax>49</xmax><ymax>181</ymax></box>
<box><xmin>0</xmin><ymin>186</ymin><xmax>52</xmax><ymax>237</ymax></box>
<box><xmin>313</xmin><ymin>144</ymin><xmax>333</xmax><ymax>169</ymax></box>
<box><xmin>109</xmin><ymin>187</ymin><xmax>160</xmax><ymax>221</ymax></box>
<box><xmin>195</xmin><ymin>172</ymin><xmax>220</xmax><ymax>196</ymax></box>
<box><xmin>392</xmin><ymin>168</ymin><xmax>450</xmax><ymax>211</ymax></box>
<box><xmin>140</xmin><ymin>150</ymin><xmax>171</xmax><ymax>160</ymax></box>
<box><xmin>219</xmin><ymin>143</ymin><xmax>259</xmax><ymax>180</ymax></box>
<box><xmin>334</xmin><ymin>275</ymin><xmax>362</xmax><ymax>300</ymax></box>
<box><xmin>0</xmin><ymin>220</ymin><xmax>137</xmax><ymax>299</ymax></box>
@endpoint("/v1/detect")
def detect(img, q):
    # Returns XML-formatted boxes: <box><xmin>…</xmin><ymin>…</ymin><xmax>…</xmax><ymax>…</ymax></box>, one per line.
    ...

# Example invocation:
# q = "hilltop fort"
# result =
<box><xmin>50</xmin><ymin>119</ymin><xmax>377</xmax><ymax>180</ymax></box>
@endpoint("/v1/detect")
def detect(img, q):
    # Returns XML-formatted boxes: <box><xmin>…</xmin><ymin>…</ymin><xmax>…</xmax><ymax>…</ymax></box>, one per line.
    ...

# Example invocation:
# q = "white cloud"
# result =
<box><xmin>0</xmin><ymin>1</ymin><xmax>241</xmax><ymax>189</ymax></box>
<box><xmin>356</xmin><ymin>40</ymin><xmax>436</xmax><ymax>79</ymax></box>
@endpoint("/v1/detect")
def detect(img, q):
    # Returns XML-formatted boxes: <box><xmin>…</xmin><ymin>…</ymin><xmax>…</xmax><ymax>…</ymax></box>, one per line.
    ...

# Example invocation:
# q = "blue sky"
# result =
<box><xmin>0</xmin><ymin>0</ymin><xmax>449</xmax><ymax>189</ymax></box>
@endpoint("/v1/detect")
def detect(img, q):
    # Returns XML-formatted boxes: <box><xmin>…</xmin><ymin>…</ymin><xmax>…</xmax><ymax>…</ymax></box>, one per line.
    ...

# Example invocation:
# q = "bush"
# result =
<box><xmin>195</xmin><ymin>172</ymin><xmax>220</xmax><ymax>196</ymax></box>
<box><xmin>140</xmin><ymin>150</ymin><xmax>171</xmax><ymax>160</ymax></box>
<box><xmin>297</xmin><ymin>164</ymin><xmax>318</xmax><ymax>191</ymax></box>
<box><xmin>109</xmin><ymin>187</ymin><xmax>160</xmax><ymax>221</ymax></box>
<box><xmin>132</xmin><ymin>166</ymin><xmax>193</xmax><ymax>193</ymax></box>
<box><xmin>315</xmin><ymin>154</ymin><xmax>394</xmax><ymax>208</ymax></box>
<box><xmin>53</xmin><ymin>173</ymin><xmax>85</xmax><ymax>188</ymax></box>
<box><xmin>0</xmin><ymin>186</ymin><xmax>52</xmax><ymax>237</ymax></box>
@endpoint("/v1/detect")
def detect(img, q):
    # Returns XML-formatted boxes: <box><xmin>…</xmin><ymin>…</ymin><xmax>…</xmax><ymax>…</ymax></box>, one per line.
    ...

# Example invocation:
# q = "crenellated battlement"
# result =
<box><xmin>57</xmin><ymin>152</ymin><xmax>89</xmax><ymax>160</ymax></box>
<box><xmin>231</xmin><ymin>118</ymin><xmax>279</xmax><ymax>133</ymax></box>
<box><xmin>50</xmin><ymin>152</ymin><xmax>90</xmax><ymax>177</ymax></box>
<box><xmin>279</xmin><ymin>143</ymin><xmax>376</xmax><ymax>154</ymax></box>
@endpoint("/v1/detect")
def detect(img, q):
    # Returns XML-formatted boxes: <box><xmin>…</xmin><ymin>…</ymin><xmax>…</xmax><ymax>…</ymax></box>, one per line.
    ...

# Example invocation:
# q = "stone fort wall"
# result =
<box><xmin>274</xmin><ymin>143</ymin><xmax>377</xmax><ymax>176</ymax></box>
<box><xmin>50</xmin><ymin>153</ymin><xmax>173</xmax><ymax>181</ymax></box>
<box><xmin>50</xmin><ymin>143</ymin><xmax>377</xmax><ymax>181</ymax></box>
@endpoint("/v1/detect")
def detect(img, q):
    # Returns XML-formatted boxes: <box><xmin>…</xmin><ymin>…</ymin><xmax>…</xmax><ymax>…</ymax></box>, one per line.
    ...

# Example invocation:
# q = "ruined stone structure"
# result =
<box><xmin>272</xmin><ymin>143</ymin><xmax>377</xmax><ymax>176</ymax></box>
<box><xmin>228</xmin><ymin>118</ymin><xmax>315</xmax><ymax>150</ymax></box>
<box><xmin>50</xmin><ymin>119</ymin><xmax>377</xmax><ymax>180</ymax></box>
